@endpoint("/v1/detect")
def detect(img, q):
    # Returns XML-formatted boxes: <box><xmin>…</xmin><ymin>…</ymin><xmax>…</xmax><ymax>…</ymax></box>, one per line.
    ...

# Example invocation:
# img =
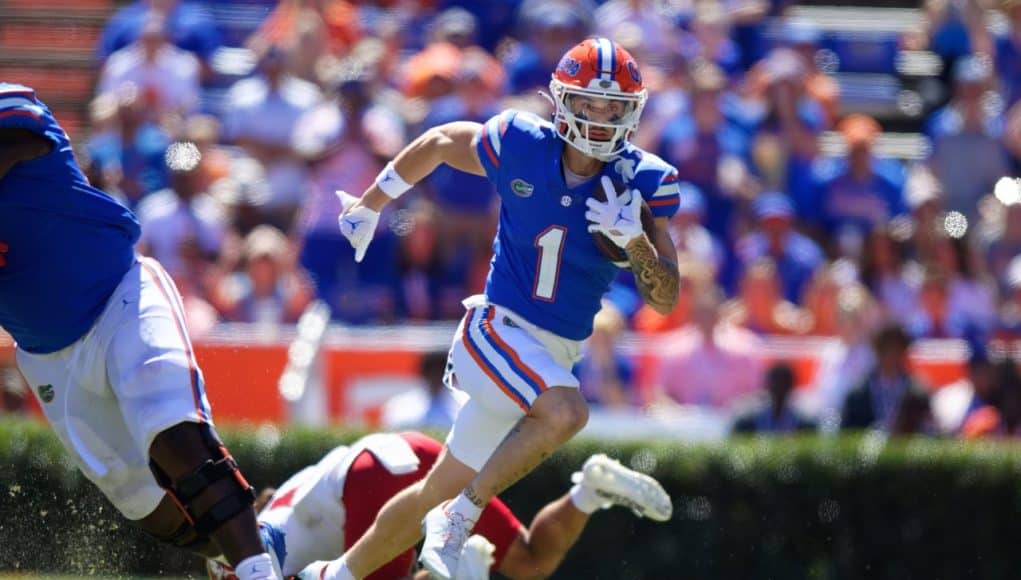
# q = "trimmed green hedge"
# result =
<box><xmin>4</xmin><ymin>418</ymin><xmax>1021</xmax><ymax>579</ymax></box>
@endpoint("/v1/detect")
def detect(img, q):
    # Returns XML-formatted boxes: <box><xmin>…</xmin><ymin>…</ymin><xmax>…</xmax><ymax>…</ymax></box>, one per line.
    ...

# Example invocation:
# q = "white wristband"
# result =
<box><xmin>374</xmin><ymin>161</ymin><xmax>413</xmax><ymax>199</ymax></box>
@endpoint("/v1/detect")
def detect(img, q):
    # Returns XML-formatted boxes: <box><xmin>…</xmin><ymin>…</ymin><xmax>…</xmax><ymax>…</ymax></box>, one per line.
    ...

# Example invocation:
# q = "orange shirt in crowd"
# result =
<box><xmin>254</xmin><ymin>0</ymin><xmax>361</xmax><ymax>55</ymax></box>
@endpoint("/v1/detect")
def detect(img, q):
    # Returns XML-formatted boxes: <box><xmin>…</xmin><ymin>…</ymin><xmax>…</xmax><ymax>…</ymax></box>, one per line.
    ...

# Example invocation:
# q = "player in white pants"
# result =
<box><xmin>1</xmin><ymin>85</ymin><xmax>279</xmax><ymax>579</ymax></box>
<box><xmin>332</xmin><ymin>36</ymin><xmax>680</xmax><ymax>579</ymax></box>
<box><xmin>205</xmin><ymin>432</ymin><xmax>673</xmax><ymax>580</ymax></box>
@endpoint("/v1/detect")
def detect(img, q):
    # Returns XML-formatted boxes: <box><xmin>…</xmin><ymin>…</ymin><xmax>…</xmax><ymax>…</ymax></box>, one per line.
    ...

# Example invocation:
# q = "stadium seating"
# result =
<box><xmin>771</xmin><ymin>6</ymin><xmax>942</xmax><ymax>130</ymax></box>
<box><xmin>0</xmin><ymin>0</ymin><xmax>114</xmax><ymax>143</ymax></box>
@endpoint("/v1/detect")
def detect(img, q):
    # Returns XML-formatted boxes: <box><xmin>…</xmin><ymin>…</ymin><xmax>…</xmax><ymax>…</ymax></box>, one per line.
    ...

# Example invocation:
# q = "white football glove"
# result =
<box><xmin>585</xmin><ymin>176</ymin><xmax>643</xmax><ymax>249</ymax></box>
<box><xmin>336</xmin><ymin>190</ymin><xmax>380</xmax><ymax>263</ymax></box>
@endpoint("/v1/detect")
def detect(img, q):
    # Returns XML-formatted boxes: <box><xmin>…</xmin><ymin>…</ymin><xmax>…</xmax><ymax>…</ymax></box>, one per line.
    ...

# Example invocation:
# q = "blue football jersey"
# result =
<box><xmin>475</xmin><ymin>109</ymin><xmax>680</xmax><ymax>340</ymax></box>
<box><xmin>0</xmin><ymin>84</ymin><xmax>140</xmax><ymax>353</ymax></box>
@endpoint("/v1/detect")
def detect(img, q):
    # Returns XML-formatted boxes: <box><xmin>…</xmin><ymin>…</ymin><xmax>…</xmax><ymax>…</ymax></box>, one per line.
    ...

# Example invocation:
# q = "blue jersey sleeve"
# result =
<box><xmin>632</xmin><ymin>152</ymin><xmax>681</xmax><ymax>219</ymax></box>
<box><xmin>474</xmin><ymin>110</ymin><xmax>512</xmax><ymax>181</ymax></box>
<box><xmin>0</xmin><ymin>84</ymin><xmax>52</xmax><ymax>137</ymax></box>
<box><xmin>474</xmin><ymin>109</ymin><xmax>548</xmax><ymax>184</ymax></box>
<box><xmin>645</xmin><ymin>171</ymin><xmax>681</xmax><ymax>218</ymax></box>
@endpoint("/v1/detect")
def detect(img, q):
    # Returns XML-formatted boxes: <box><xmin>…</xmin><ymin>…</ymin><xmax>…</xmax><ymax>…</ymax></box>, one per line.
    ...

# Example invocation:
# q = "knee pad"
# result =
<box><xmin>147</xmin><ymin>517</ymin><xmax>216</xmax><ymax>554</ymax></box>
<box><xmin>149</xmin><ymin>423</ymin><xmax>256</xmax><ymax>538</ymax></box>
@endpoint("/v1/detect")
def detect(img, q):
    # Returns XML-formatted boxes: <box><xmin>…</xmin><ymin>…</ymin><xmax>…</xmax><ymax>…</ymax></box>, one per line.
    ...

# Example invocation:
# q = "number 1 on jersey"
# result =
<box><xmin>533</xmin><ymin>226</ymin><xmax>566</xmax><ymax>302</ymax></box>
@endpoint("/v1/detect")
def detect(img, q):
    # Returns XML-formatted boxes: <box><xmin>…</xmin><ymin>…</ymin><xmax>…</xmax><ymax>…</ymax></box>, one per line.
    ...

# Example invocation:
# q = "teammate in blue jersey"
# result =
<box><xmin>321</xmin><ymin>38</ymin><xmax>681</xmax><ymax>580</ymax></box>
<box><xmin>0</xmin><ymin>84</ymin><xmax>281</xmax><ymax>580</ymax></box>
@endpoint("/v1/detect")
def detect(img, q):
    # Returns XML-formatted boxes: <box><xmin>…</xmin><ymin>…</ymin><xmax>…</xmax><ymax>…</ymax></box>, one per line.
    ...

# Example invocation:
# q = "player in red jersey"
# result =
<box><xmin>207</xmin><ymin>431</ymin><xmax>672</xmax><ymax>580</ymax></box>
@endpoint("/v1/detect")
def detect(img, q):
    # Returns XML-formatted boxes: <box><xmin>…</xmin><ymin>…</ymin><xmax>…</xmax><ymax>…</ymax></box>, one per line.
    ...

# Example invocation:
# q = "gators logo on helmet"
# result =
<box><xmin>557</xmin><ymin>56</ymin><xmax>582</xmax><ymax>77</ymax></box>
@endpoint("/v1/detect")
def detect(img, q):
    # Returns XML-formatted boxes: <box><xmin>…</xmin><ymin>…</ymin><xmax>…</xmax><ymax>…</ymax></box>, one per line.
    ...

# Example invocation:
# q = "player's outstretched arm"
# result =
<box><xmin>338</xmin><ymin>122</ymin><xmax>485</xmax><ymax>261</ymax></box>
<box><xmin>0</xmin><ymin>128</ymin><xmax>52</xmax><ymax>179</ymax></box>
<box><xmin>350</xmin><ymin>121</ymin><xmax>486</xmax><ymax>214</ymax></box>
<box><xmin>625</xmin><ymin>217</ymin><xmax>679</xmax><ymax>315</ymax></box>
<box><xmin>497</xmin><ymin>495</ymin><xmax>588</xmax><ymax>580</ymax></box>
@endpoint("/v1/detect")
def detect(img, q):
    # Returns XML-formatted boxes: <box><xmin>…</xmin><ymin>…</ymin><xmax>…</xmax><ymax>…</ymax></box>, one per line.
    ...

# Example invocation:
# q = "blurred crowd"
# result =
<box><xmin>13</xmin><ymin>0</ymin><xmax>1021</xmax><ymax>437</ymax></box>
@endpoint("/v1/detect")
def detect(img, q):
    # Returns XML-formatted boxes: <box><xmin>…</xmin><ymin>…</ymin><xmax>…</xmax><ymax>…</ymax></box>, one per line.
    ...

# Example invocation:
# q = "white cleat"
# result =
<box><xmin>419</xmin><ymin>503</ymin><xmax>476</xmax><ymax>579</ymax></box>
<box><xmin>453</xmin><ymin>535</ymin><xmax>495</xmax><ymax>580</ymax></box>
<box><xmin>572</xmin><ymin>453</ymin><xmax>673</xmax><ymax>522</ymax></box>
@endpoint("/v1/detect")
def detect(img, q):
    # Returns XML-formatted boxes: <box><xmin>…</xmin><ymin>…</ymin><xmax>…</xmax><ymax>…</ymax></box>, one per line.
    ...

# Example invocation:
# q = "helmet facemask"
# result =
<box><xmin>549</xmin><ymin>79</ymin><xmax>647</xmax><ymax>161</ymax></box>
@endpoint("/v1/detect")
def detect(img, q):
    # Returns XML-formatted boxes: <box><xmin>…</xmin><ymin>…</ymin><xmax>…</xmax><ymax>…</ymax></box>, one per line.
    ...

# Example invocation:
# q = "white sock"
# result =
<box><xmin>569</xmin><ymin>483</ymin><xmax>606</xmax><ymax>514</ymax></box>
<box><xmin>322</xmin><ymin>557</ymin><xmax>356</xmax><ymax>580</ymax></box>
<box><xmin>446</xmin><ymin>491</ymin><xmax>483</xmax><ymax>524</ymax></box>
<box><xmin>234</xmin><ymin>553</ymin><xmax>277</xmax><ymax>580</ymax></box>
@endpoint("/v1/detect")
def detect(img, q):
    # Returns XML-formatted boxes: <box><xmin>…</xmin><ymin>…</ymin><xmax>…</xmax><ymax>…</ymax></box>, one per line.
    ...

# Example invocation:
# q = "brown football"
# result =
<box><xmin>590</xmin><ymin>177</ymin><xmax>656</xmax><ymax>266</ymax></box>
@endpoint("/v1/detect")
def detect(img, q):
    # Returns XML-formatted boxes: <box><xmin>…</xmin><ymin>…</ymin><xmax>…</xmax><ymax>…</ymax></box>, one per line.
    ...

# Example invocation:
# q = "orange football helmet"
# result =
<box><xmin>549</xmin><ymin>37</ymin><xmax>648</xmax><ymax>160</ymax></box>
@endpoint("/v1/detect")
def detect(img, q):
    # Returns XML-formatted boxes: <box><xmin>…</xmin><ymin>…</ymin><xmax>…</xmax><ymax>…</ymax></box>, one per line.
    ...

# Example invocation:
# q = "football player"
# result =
<box><xmin>0</xmin><ymin>84</ymin><xmax>281</xmax><ymax>579</ymax></box>
<box><xmin>333</xmin><ymin>38</ymin><xmax>680</xmax><ymax>579</ymax></box>
<box><xmin>206</xmin><ymin>431</ymin><xmax>671</xmax><ymax>580</ymax></box>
